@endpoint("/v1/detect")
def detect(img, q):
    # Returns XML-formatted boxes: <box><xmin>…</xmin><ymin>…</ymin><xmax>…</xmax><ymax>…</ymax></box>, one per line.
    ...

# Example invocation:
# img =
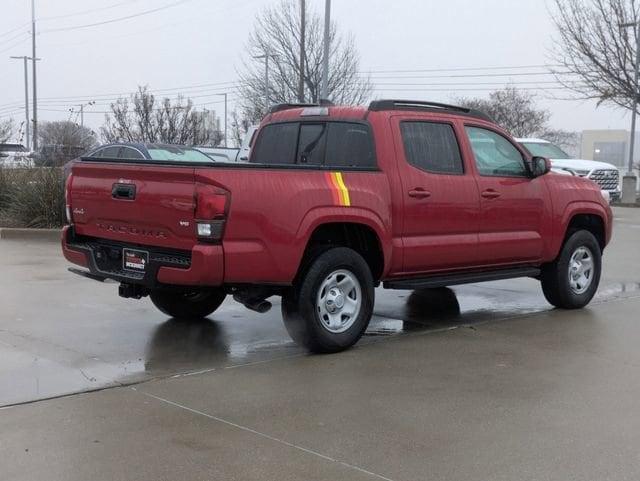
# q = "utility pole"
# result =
<box><xmin>9</xmin><ymin>56</ymin><xmax>39</xmax><ymax>150</ymax></box>
<box><xmin>31</xmin><ymin>0</ymin><xmax>38</xmax><ymax>152</ymax></box>
<box><xmin>620</xmin><ymin>20</ymin><xmax>640</xmax><ymax>203</ymax></box>
<box><xmin>217</xmin><ymin>93</ymin><xmax>228</xmax><ymax>147</ymax></box>
<box><xmin>321</xmin><ymin>0</ymin><xmax>331</xmax><ymax>101</ymax></box>
<box><xmin>298</xmin><ymin>0</ymin><xmax>306</xmax><ymax>103</ymax></box>
<box><xmin>70</xmin><ymin>101</ymin><xmax>94</xmax><ymax>127</ymax></box>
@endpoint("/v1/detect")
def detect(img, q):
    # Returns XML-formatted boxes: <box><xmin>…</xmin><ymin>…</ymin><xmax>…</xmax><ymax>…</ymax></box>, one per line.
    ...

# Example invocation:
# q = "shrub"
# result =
<box><xmin>4</xmin><ymin>168</ymin><xmax>66</xmax><ymax>228</ymax></box>
<box><xmin>0</xmin><ymin>166</ymin><xmax>11</xmax><ymax>211</ymax></box>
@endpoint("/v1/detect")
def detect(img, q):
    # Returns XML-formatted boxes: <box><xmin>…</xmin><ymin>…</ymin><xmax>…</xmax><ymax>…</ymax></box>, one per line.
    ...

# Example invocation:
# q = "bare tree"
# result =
<box><xmin>457</xmin><ymin>87</ymin><xmax>578</xmax><ymax>152</ymax></box>
<box><xmin>101</xmin><ymin>86</ymin><xmax>223</xmax><ymax>146</ymax></box>
<box><xmin>0</xmin><ymin>119</ymin><xmax>14</xmax><ymax>144</ymax></box>
<box><xmin>550</xmin><ymin>0</ymin><xmax>640</xmax><ymax>111</ymax></box>
<box><xmin>456</xmin><ymin>87</ymin><xmax>550</xmax><ymax>137</ymax></box>
<box><xmin>238</xmin><ymin>0</ymin><xmax>372</xmax><ymax>123</ymax></box>
<box><xmin>229</xmin><ymin>110</ymin><xmax>249</xmax><ymax>148</ymax></box>
<box><xmin>539</xmin><ymin>128</ymin><xmax>581</xmax><ymax>156</ymax></box>
<box><xmin>36</xmin><ymin>121</ymin><xmax>97</xmax><ymax>166</ymax></box>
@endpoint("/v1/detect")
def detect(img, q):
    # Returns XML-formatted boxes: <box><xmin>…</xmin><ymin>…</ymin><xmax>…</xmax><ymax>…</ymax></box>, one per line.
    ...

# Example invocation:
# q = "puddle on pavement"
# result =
<box><xmin>5</xmin><ymin>279</ymin><xmax>640</xmax><ymax>407</ymax></box>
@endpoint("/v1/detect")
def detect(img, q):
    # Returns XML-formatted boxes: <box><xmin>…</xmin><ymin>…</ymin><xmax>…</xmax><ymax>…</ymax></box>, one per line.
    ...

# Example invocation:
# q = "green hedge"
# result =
<box><xmin>0</xmin><ymin>167</ymin><xmax>66</xmax><ymax>228</ymax></box>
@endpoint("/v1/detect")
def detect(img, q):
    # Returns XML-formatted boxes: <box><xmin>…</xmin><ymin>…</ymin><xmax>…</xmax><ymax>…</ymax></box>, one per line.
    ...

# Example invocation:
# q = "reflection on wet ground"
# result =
<box><xmin>139</xmin><ymin>280</ymin><xmax>640</xmax><ymax>381</ymax></box>
<box><xmin>145</xmin><ymin>318</ymin><xmax>230</xmax><ymax>374</ymax></box>
<box><xmin>2</xmin><ymin>273</ymin><xmax>640</xmax><ymax>406</ymax></box>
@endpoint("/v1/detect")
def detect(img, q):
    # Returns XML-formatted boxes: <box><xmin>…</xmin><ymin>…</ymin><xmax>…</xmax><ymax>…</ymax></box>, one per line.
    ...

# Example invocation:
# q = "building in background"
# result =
<box><xmin>581</xmin><ymin>130</ymin><xmax>640</xmax><ymax>189</ymax></box>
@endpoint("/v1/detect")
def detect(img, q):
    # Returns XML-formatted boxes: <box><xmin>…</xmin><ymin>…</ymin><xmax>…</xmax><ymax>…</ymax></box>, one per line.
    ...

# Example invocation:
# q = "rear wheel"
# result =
<box><xmin>540</xmin><ymin>230</ymin><xmax>601</xmax><ymax>309</ymax></box>
<box><xmin>149</xmin><ymin>288</ymin><xmax>226</xmax><ymax>319</ymax></box>
<box><xmin>282</xmin><ymin>247</ymin><xmax>374</xmax><ymax>353</ymax></box>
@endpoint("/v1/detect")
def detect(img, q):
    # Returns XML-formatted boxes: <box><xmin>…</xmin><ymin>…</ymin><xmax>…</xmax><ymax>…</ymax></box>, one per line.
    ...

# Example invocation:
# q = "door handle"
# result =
<box><xmin>408</xmin><ymin>188</ymin><xmax>431</xmax><ymax>199</ymax></box>
<box><xmin>481</xmin><ymin>189</ymin><xmax>501</xmax><ymax>199</ymax></box>
<box><xmin>112</xmin><ymin>183</ymin><xmax>136</xmax><ymax>200</ymax></box>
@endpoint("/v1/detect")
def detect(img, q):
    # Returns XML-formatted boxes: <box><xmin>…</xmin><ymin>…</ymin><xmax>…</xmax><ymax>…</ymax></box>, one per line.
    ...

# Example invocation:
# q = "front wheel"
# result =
<box><xmin>540</xmin><ymin>230</ymin><xmax>602</xmax><ymax>309</ymax></box>
<box><xmin>282</xmin><ymin>247</ymin><xmax>374</xmax><ymax>353</ymax></box>
<box><xmin>149</xmin><ymin>288</ymin><xmax>226</xmax><ymax>319</ymax></box>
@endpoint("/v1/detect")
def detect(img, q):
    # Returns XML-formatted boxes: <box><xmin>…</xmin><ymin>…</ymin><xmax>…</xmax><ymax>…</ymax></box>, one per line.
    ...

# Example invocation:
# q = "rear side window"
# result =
<box><xmin>120</xmin><ymin>147</ymin><xmax>145</xmax><ymax>160</ymax></box>
<box><xmin>251</xmin><ymin>123</ymin><xmax>299</xmax><ymax>165</ymax></box>
<box><xmin>297</xmin><ymin>123</ymin><xmax>327</xmax><ymax>165</ymax></box>
<box><xmin>400</xmin><ymin>122</ymin><xmax>463</xmax><ymax>174</ymax></box>
<box><xmin>100</xmin><ymin>146</ymin><xmax>121</xmax><ymax>158</ymax></box>
<box><xmin>325</xmin><ymin>123</ymin><xmax>375</xmax><ymax>168</ymax></box>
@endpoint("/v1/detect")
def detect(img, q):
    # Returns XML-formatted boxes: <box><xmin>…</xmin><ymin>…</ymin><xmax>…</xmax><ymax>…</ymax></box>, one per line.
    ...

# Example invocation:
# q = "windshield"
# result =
<box><xmin>147</xmin><ymin>146</ymin><xmax>214</xmax><ymax>163</ymax></box>
<box><xmin>521</xmin><ymin>141</ymin><xmax>570</xmax><ymax>159</ymax></box>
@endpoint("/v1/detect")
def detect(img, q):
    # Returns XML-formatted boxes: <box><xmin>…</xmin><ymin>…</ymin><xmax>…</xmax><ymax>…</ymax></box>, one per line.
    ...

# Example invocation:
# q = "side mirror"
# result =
<box><xmin>530</xmin><ymin>156</ymin><xmax>551</xmax><ymax>177</ymax></box>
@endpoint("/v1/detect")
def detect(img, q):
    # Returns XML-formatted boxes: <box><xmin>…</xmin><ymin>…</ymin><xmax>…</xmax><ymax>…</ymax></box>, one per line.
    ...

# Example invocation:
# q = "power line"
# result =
<box><xmin>366</xmin><ymin>71</ymin><xmax>577</xmax><ymax>80</ymax></box>
<box><xmin>370</xmin><ymin>86</ymin><xmax>578</xmax><ymax>92</ymax></box>
<box><xmin>0</xmin><ymin>33</ymin><xmax>30</xmax><ymax>54</ymax></box>
<box><xmin>38</xmin><ymin>0</ymin><xmax>145</xmax><ymax>22</ymax></box>
<box><xmin>0</xmin><ymin>30</ymin><xmax>30</xmax><ymax>47</ymax></box>
<box><xmin>0</xmin><ymin>22</ymin><xmax>29</xmax><ymax>39</ymax></box>
<box><xmin>360</xmin><ymin>64</ymin><xmax>564</xmax><ymax>74</ymax></box>
<box><xmin>40</xmin><ymin>0</ymin><xmax>195</xmax><ymax>34</ymax></box>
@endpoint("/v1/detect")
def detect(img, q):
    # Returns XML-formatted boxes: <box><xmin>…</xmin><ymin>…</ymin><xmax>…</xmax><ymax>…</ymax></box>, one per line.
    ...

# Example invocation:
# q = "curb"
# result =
<box><xmin>0</xmin><ymin>228</ymin><xmax>62</xmax><ymax>242</ymax></box>
<box><xmin>612</xmin><ymin>203</ymin><xmax>640</xmax><ymax>208</ymax></box>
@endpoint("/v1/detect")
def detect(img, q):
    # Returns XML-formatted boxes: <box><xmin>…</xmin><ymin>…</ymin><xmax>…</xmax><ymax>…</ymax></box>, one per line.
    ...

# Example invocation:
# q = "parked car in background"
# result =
<box><xmin>196</xmin><ymin>125</ymin><xmax>259</xmax><ymax>163</ymax></box>
<box><xmin>195</xmin><ymin>146</ymin><xmax>240</xmax><ymax>162</ymax></box>
<box><xmin>517</xmin><ymin>138</ymin><xmax>620</xmax><ymax>202</ymax></box>
<box><xmin>237</xmin><ymin>125</ymin><xmax>258</xmax><ymax>162</ymax></box>
<box><xmin>86</xmin><ymin>143</ymin><xmax>215</xmax><ymax>162</ymax></box>
<box><xmin>63</xmin><ymin>100</ymin><xmax>613</xmax><ymax>353</ymax></box>
<box><xmin>0</xmin><ymin>143</ymin><xmax>33</xmax><ymax>168</ymax></box>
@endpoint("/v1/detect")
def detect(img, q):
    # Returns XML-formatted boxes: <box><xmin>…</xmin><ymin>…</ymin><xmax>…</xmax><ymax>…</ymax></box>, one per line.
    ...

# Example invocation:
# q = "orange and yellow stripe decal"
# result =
<box><xmin>325</xmin><ymin>172</ymin><xmax>351</xmax><ymax>206</ymax></box>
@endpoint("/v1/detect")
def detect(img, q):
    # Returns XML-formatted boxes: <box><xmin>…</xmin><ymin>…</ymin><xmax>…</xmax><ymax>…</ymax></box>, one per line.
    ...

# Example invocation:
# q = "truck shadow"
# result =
<box><xmin>366</xmin><ymin>287</ymin><xmax>464</xmax><ymax>336</ymax></box>
<box><xmin>144</xmin><ymin>317</ymin><xmax>230</xmax><ymax>374</ymax></box>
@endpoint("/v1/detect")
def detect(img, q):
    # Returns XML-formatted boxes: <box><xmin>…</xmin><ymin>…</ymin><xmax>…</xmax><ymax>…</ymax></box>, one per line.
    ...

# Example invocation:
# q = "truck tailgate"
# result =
<box><xmin>69</xmin><ymin>162</ymin><xmax>197</xmax><ymax>250</ymax></box>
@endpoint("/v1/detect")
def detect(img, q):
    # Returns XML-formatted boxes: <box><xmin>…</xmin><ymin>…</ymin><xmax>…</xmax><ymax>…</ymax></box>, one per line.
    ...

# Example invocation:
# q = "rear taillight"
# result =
<box><xmin>195</xmin><ymin>183</ymin><xmax>229</xmax><ymax>241</ymax></box>
<box><xmin>65</xmin><ymin>173</ymin><xmax>74</xmax><ymax>224</ymax></box>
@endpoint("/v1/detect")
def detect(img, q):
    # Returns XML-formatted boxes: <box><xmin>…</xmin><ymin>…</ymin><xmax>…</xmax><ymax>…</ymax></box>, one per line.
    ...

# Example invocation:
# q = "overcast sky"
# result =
<box><xmin>0</xmin><ymin>0</ymin><xmax>632</xmax><ymax>142</ymax></box>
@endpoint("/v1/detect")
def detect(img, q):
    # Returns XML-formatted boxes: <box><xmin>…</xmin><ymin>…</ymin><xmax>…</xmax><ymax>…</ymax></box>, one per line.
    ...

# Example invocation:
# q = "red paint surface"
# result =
<box><xmin>63</xmin><ymin>105</ymin><xmax>613</xmax><ymax>287</ymax></box>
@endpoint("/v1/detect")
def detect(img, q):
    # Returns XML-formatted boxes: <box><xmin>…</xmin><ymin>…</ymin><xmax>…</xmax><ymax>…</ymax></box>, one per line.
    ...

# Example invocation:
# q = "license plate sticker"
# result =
<box><xmin>123</xmin><ymin>248</ymin><xmax>148</xmax><ymax>272</ymax></box>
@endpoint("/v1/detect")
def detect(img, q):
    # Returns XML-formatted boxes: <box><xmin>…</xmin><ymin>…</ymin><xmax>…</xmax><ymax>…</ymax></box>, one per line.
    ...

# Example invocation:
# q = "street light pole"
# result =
<box><xmin>298</xmin><ymin>0</ymin><xmax>305</xmax><ymax>103</ymax></box>
<box><xmin>9</xmin><ymin>56</ymin><xmax>30</xmax><ymax>149</ymax></box>
<box><xmin>321</xmin><ymin>0</ymin><xmax>331</xmax><ymax>101</ymax></box>
<box><xmin>31</xmin><ymin>0</ymin><xmax>38</xmax><ymax>152</ymax></box>
<box><xmin>217</xmin><ymin>93</ymin><xmax>228</xmax><ymax>147</ymax></box>
<box><xmin>620</xmin><ymin>20</ymin><xmax>640</xmax><ymax>202</ymax></box>
<box><xmin>253</xmin><ymin>54</ymin><xmax>271</xmax><ymax>112</ymax></box>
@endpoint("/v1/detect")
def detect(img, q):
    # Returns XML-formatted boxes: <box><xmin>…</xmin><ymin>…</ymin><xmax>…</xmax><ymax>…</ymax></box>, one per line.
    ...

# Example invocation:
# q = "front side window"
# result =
<box><xmin>465</xmin><ymin>126</ymin><xmax>527</xmax><ymax>177</ymax></box>
<box><xmin>400</xmin><ymin>121</ymin><xmax>463</xmax><ymax>174</ymax></box>
<box><xmin>250</xmin><ymin>123</ymin><xmax>299</xmax><ymax>165</ymax></box>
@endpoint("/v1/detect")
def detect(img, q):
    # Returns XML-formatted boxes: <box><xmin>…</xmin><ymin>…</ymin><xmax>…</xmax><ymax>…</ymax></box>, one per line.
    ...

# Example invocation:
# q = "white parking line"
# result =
<box><xmin>133</xmin><ymin>387</ymin><xmax>396</xmax><ymax>481</ymax></box>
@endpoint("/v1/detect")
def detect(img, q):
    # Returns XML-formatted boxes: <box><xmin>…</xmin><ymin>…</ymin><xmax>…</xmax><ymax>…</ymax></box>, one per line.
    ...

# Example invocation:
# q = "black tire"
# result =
<box><xmin>149</xmin><ymin>288</ymin><xmax>226</xmax><ymax>319</ymax></box>
<box><xmin>540</xmin><ymin>230</ymin><xmax>602</xmax><ymax>309</ymax></box>
<box><xmin>281</xmin><ymin>247</ymin><xmax>374</xmax><ymax>353</ymax></box>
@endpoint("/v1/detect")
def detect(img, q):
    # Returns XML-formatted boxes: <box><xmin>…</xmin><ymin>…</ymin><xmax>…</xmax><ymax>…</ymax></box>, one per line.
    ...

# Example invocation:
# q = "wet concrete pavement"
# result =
<box><xmin>1</xmin><ymin>207</ymin><xmax>640</xmax><ymax>480</ymax></box>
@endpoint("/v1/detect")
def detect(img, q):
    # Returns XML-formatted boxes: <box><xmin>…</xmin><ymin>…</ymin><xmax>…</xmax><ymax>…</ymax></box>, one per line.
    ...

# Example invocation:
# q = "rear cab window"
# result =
<box><xmin>250</xmin><ymin>121</ymin><xmax>376</xmax><ymax>169</ymax></box>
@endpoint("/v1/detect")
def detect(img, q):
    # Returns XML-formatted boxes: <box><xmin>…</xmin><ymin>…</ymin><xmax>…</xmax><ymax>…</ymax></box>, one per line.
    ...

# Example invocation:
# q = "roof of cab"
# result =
<box><xmin>265</xmin><ymin>99</ymin><xmax>493</xmax><ymax>123</ymax></box>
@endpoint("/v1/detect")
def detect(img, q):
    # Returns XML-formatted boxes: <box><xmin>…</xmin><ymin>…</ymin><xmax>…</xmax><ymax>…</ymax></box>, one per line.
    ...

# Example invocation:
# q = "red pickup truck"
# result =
<box><xmin>62</xmin><ymin>100</ymin><xmax>613</xmax><ymax>353</ymax></box>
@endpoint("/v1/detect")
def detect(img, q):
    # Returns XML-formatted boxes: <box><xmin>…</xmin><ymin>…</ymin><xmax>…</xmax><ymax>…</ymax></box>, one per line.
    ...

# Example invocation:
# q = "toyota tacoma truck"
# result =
<box><xmin>62</xmin><ymin>100</ymin><xmax>613</xmax><ymax>353</ymax></box>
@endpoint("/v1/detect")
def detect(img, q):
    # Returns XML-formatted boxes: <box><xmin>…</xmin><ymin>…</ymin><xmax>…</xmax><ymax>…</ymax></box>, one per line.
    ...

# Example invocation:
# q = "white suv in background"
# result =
<box><xmin>517</xmin><ymin>138</ymin><xmax>621</xmax><ymax>202</ymax></box>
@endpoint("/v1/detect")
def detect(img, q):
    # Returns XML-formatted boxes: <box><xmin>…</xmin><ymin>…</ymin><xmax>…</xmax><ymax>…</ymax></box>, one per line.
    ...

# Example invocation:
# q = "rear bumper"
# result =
<box><xmin>61</xmin><ymin>225</ymin><xmax>223</xmax><ymax>287</ymax></box>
